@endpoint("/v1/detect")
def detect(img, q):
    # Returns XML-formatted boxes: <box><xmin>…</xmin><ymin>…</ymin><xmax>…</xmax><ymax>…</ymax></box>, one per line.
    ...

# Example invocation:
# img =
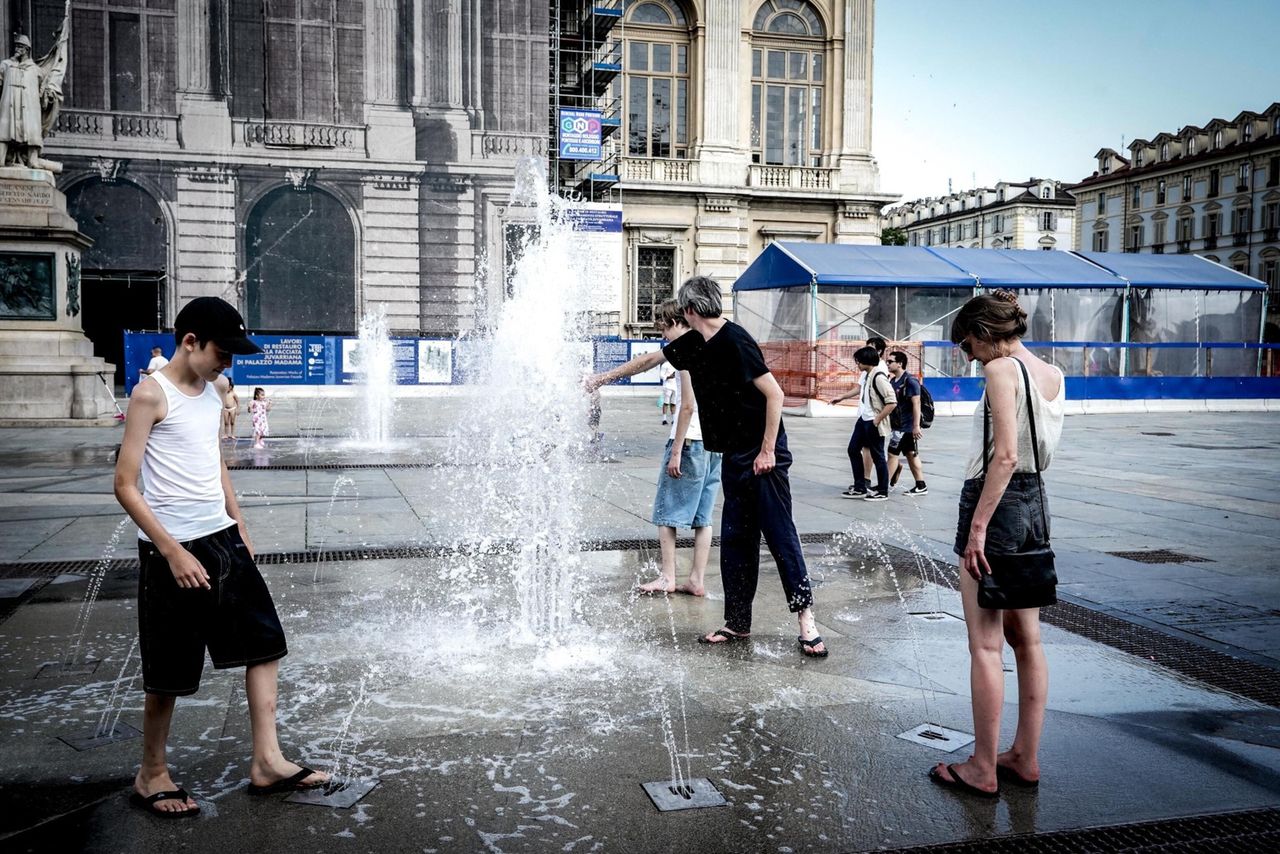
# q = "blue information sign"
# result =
<box><xmin>558</xmin><ymin>108</ymin><xmax>603</xmax><ymax>160</ymax></box>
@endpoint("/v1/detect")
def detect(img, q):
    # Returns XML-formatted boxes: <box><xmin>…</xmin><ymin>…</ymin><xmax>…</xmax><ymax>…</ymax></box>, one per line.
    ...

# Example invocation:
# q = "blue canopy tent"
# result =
<box><xmin>731</xmin><ymin>242</ymin><xmax>1269</xmax><ymax>404</ymax></box>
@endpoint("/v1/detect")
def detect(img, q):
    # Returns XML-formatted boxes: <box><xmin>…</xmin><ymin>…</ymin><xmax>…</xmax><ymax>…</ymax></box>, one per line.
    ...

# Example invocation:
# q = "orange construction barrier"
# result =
<box><xmin>759</xmin><ymin>340</ymin><xmax>925</xmax><ymax>409</ymax></box>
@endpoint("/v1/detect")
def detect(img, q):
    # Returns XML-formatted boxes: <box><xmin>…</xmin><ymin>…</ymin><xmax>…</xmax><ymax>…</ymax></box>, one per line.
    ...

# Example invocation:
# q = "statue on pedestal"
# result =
<box><xmin>0</xmin><ymin>6</ymin><xmax>70</xmax><ymax>174</ymax></box>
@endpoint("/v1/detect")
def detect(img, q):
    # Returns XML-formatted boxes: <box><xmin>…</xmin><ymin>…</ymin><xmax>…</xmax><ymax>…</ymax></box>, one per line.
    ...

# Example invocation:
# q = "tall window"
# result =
<box><xmin>1161</xmin><ymin>143</ymin><xmax>1169</xmax><ymax>160</ymax></box>
<box><xmin>1040</xmin><ymin>212</ymin><xmax>1056</xmax><ymax>231</ymax></box>
<box><xmin>1209</xmin><ymin>169</ymin><xmax>1220</xmax><ymax>197</ymax></box>
<box><xmin>1244</xmin><ymin>124</ymin><xmax>1254</xmax><ymax>142</ymax></box>
<box><xmin>624</xmin><ymin>1</ymin><xmax>690</xmax><ymax>158</ymax></box>
<box><xmin>231</xmin><ymin>0</ymin><xmax>364</xmax><ymax>123</ymax></box>
<box><xmin>634</xmin><ymin>246</ymin><xmax>675</xmax><ymax>324</ymax></box>
<box><xmin>1188</xmin><ymin>136</ymin><xmax>1197</xmax><ymax>155</ymax></box>
<box><xmin>1205</xmin><ymin>211</ymin><xmax>1221</xmax><ymax>239</ymax></box>
<box><xmin>1127</xmin><ymin>223</ymin><xmax>1143</xmax><ymax>250</ymax></box>
<box><xmin>1232</xmin><ymin>207</ymin><xmax>1251</xmax><ymax>236</ymax></box>
<box><xmin>751</xmin><ymin>1</ymin><xmax>826</xmax><ymax>166</ymax></box>
<box><xmin>1239</xmin><ymin>162</ymin><xmax>1252</xmax><ymax>189</ymax></box>
<box><xmin>1092</xmin><ymin>229</ymin><xmax>1108</xmax><ymax>252</ymax></box>
<box><xmin>1131</xmin><ymin>184</ymin><xmax>1141</xmax><ymax>209</ymax></box>
<box><xmin>50</xmin><ymin>0</ymin><xmax>177</xmax><ymax>113</ymax></box>
<box><xmin>1214</xmin><ymin>129</ymin><xmax>1224</xmax><ymax>149</ymax></box>
<box><xmin>1182</xmin><ymin>174</ymin><xmax>1192</xmax><ymax>200</ymax></box>
<box><xmin>1097</xmin><ymin>191</ymin><xmax>1106</xmax><ymax>216</ymax></box>
<box><xmin>1157</xmin><ymin>180</ymin><xmax>1166</xmax><ymax>204</ymax></box>
<box><xmin>1177</xmin><ymin>214</ymin><xmax>1194</xmax><ymax>243</ymax></box>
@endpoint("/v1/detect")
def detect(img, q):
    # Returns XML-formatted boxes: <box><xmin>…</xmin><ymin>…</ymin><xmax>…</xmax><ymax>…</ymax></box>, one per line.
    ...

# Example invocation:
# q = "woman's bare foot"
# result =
<box><xmin>249</xmin><ymin>758</ymin><xmax>328</xmax><ymax>790</ymax></box>
<box><xmin>637</xmin><ymin>577</ymin><xmax>676</xmax><ymax>594</ymax></box>
<box><xmin>134</xmin><ymin>769</ymin><xmax>199</xmax><ymax>815</ymax></box>
<box><xmin>996</xmin><ymin>749</ymin><xmax>1040</xmax><ymax>784</ymax></box>
<box><xmin>932</xmin><ymin>757</ymin><xmax>997</xmax><ymax>794</ymax></box>
<box><xmin>796</xmin><ymin>609</ymin><xmax>827</xmax><ymax>655</ymax></box>
<box><xmin>674</xmin><ymin>581</ymin><xmax>705</xmax><ymax>596</ymax></box>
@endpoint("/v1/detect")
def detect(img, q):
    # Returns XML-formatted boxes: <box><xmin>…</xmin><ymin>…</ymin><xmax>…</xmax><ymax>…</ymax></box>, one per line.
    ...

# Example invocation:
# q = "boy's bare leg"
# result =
<box><xmin>676</xmin><ymin>525</ymin><xmax>710</xmax><ymax>596</ymax></box>
<box><xmin>245</xmin><ymin>660</ymin><xmax>327</xmax><ymax>787</ymax></box>
<box><xmin>135</xmin><ymin>693</ymin><xmax>198</xmax><ymax>814</ymax></box>
<box><xmin>638</xmin><ymin>527</ymin><xmax>678</xmax><ymax>593</ymax></box>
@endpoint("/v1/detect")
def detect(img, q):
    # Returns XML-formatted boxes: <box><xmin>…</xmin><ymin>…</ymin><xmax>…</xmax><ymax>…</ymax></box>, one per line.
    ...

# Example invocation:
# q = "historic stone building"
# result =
<box><xmin>610</xmin><ymin>0</ymin><xmax>894</xmax><ymax>334</ymax></box>
<box><xmin>2</xmin><ymin>0</ymin><xmax>548</xmax><ymax>378</ymax></box>
<box><xmin>883</xmin><ymin>179</ymin><xmax>1077</xmax><ymax>252</ymax></box>
<box><xmin>1069</xmin><ymin>104</ymin><xmax>1280</xmax><ymax>318</ymax></box>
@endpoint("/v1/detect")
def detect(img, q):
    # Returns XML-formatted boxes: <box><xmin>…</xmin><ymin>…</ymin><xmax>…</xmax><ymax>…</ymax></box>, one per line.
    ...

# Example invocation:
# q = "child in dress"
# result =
<box><xmin>248</xmin><ymin>387</ymin><xmax>272</xmax><ymax>449</ymax></box>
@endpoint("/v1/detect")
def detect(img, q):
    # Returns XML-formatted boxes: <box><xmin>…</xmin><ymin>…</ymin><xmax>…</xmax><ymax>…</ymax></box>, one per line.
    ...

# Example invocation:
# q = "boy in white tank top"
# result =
<box><xmin>114</xmin><ymin>297</ymin><xmax>327</xmax><ymax>817</ymax></box>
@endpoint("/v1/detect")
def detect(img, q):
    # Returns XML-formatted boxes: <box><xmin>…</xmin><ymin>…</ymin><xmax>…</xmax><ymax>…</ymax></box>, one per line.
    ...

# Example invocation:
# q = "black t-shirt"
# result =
<box><xmin>662</xmin><ymin>321</ymin><xmax>772</xmax><ymax>453</ymax></box>
<box><xmin>890</xmin><ymin>372</ymin><xmax>921</xmax><ymax>430</ymax></box>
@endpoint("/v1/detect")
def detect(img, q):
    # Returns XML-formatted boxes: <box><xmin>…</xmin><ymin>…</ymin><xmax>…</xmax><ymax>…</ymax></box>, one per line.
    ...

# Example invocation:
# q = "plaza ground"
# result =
<box><xmin>0</xmin><ymin>398</ymin><xmax>1278</xmax><ymax>851</ymax></box>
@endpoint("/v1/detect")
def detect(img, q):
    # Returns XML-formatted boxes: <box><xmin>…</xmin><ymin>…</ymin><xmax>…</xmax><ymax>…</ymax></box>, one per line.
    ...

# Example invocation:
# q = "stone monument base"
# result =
<box><xmin>0</xmin><ymin>167</ymin><xmax>119</xmax><ymax>425</ymax></box>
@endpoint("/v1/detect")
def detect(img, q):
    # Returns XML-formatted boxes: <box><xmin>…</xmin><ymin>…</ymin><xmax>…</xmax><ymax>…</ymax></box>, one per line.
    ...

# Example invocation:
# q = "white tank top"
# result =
<box><xmin>964</xmin><ymin>358</ymin><xmax>1066</xmax><ymax>479</ymax></box>
<box><xmin>667</xmin><ymin>371</ymin><xmax>703</xmax><ymax>443</ymax></box>
<box><xmin>138</xmin><ymin>373</ymin><xmax>235</xmax><ymax>542</ymax></box>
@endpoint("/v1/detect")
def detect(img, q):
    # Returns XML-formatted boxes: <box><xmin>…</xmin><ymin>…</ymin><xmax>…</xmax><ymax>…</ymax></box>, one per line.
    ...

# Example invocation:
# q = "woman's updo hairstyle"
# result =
<box><xmin>950</xmin><ymin>288</ymin><xmax>1028</xmax><ymax>345</ymax></box>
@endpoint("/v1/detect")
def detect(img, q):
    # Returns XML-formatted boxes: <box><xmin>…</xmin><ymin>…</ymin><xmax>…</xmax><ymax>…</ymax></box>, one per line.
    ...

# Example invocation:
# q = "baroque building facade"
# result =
<box><xmin>611</xmin><ymin>0</ymin><xmax>894</xmax><ymax>334</ymax></box>
<box><xmin>883</xmin><ymin>179</ymin><xmax>1076</xmax><ymax>252</ymax></box>
<box><xmin>2</xmin><ymin>0</ymin><xmax>548</xmax><ymax>378</ymax></box>
<box><xmin>1070</xmin><ymin>104</ymin><xmax>1280</xmax><ymax>316</ymax></box>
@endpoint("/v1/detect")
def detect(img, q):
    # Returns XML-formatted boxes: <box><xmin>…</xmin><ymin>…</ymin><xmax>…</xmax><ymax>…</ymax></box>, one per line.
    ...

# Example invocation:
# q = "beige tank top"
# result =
<box><xmin>964</xmin><ymin>358</ymin><xmax>1065</xmax><ymax>479</ymax></box>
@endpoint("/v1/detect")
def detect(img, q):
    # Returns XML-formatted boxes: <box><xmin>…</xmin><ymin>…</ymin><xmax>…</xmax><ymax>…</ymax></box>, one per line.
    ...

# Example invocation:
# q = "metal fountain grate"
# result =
<box><xmin>1106</xmin><ymin>549</ymin><xmax>1213</xmax><ymax>564</ymax></box>
<box><xmin>285</xmin><ymin>777</ymin><xmax>379</xmax><ymax>809</ymax></box>
<box><xmin>878</xmin><ymin>806</ymin><xmax>1280</xmax><ymax>853</ymax></box>
<box><xmin>896</xmin><ymin>723</ymin><xmax>974</xmax><ymax>753</ymax></box>
<box><xmin>641</xmin><ymin>778</ymin><xmax>727</xmax><ymax>812</ymax></box>
<box><xmin>56</xmin><ymin>722</ymin><xmax>140</xmax><ymax>752</ymax></box>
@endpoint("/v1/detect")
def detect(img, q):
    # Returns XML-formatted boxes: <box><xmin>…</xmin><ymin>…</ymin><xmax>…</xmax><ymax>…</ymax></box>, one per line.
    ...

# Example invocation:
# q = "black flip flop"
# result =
<box><xmin>928</xmin><ymin>764</ymin><xmax>999</xmax><ymax>799</ymax></box>
<box><xmin>996</xmin><ymin>764</ymin><xmax>1040</xmax><ymax>788</ymax></box>
<box><xmin>130</xmin><ymin>787</ymin><xmax>200</xmax><ymax>818</ymax></box>
<box><xmin>698</xmin><ymin>628</ymin><xmax>748</xmax><ymax>645</ymax></box>
<box><xmin>246</xmin><ymin>767</ymin><xmax>326</xmax><ymax>796</ymax></box>
<box><xmin>797</xmin><ymin>635</ymin><xmax>829</xmax><ymax>658</ymax></box>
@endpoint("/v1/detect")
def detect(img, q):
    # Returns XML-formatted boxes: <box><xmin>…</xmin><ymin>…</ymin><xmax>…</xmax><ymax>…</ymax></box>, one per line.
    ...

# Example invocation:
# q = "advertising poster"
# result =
<box><xmin>565</xmin><ymin>205</ymin><xmax>624</xmax><ymax>315</ymax></box>
<box><xmin>417</xmin><ymin>340</ymin><xmax>454</xmax><ymax>384</ymax></box>
<box><xmin>558</xmin><ymin>109</ymin><xmax>603</xmax><ymax>160</ymax></box>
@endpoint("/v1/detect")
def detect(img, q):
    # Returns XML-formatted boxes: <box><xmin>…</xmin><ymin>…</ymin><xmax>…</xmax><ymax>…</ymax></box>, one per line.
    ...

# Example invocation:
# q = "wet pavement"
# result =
<box><xmin>1</xmin><ymin>397</ymin><xmax>1279</xmax><ymax>851</ymax></box>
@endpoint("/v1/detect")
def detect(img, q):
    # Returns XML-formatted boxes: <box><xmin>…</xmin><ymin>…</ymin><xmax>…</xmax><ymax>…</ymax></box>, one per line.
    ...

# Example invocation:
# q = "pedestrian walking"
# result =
<box><xmin>886</xmin><ymin>350</ymin><xmax>927</xmax><ymax>495</ymax></box>
<box><xmin>836</xmin><ymin>347</ymin><xmax>895</xmax><ymax>501</ymax></box>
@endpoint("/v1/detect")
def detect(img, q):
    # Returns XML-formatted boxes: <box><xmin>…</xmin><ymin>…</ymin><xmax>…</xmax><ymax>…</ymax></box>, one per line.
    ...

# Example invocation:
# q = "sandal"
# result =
<box><xmin>929</xmin><ymin>764</ymin><xmax>999</xmax><ymax>799</ymax></box>
<box><xmin>798</xmin><ymin>635</ymin><xmax>829</xmax><ymax>657</ymax></box>
<box><xmin>129</xmin><ymin>787</ymin><xmax>200</xmax><ymax>818</ymax></box>
<box><xmin>698</xmin><ymin>628</ymin><xmax>748</xmax><ymax>645</ymax></box>
<box><xmin>246</xmin><ymin>767</ymin><xmax>326</xmax><ymax>796</ymax></box>
<box><xmin>996</xmin><ymin>764</ymin><xmax>1039</xmax><ymax>788</ymax></box>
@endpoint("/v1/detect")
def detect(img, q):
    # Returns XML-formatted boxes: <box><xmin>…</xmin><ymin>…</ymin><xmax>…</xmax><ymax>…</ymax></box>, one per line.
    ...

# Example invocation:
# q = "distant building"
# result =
<box><xmin>1070</xmin><ymin>104</ymin><xmax>1280</xmax><ymax>317</ymax></box>
<box><xmin>883</xmin><ymin>179</ymin><xmax>1076</xmax><ymax>252</ymax></box>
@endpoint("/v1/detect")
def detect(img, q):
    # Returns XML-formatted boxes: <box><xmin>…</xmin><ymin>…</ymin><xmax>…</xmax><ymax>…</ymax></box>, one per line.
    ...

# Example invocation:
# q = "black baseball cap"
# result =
<box><xmin>173</xmin><ymin>297</ymin><xmax>262</xmax><ymax>355</ymax></box>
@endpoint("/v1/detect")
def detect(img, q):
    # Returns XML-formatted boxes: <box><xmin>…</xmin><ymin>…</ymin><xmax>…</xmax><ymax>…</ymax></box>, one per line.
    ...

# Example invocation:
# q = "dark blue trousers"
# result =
<box><xmin>848</xmin><ymin>418</ymin><xmax>888</xmax><ymax>495</ymax></box>
<box><xmin>718</xmin><ymin>432</ymin><xmax>814</xmax><ymax>634</ymax></box>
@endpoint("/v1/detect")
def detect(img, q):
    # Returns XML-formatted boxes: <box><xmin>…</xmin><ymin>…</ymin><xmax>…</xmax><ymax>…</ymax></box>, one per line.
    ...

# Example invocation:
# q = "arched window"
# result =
<box><xmin>750</xmin><ymin>1</ymin><xmax>827</xmax><ymax>166</ymax></box>
<box><xmin>246</xmin><ymin>187</ymin><xmax>355</xmax><ymax>332</ymax></box>
<box><xmin>624</xmin><ymin>1</ymin><xmax>690</xmax><ymax>159</ymax></box>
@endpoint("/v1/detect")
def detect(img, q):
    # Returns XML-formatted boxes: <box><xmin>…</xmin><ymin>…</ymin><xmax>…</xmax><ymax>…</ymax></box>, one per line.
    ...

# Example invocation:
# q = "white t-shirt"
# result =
<box><xmin>667</xmin><ymin>371</ymin><xmax>703</xmax><ymax>443</ymax></box>
<box><xmin>858</xmin><ymin>363</ymin><xmax>891</xmax><ymax>421</ymax></box>
<box><xmin>146</xmin><ymin>355</ymin><xmax>169</xmax><ymax>373</ymax></box>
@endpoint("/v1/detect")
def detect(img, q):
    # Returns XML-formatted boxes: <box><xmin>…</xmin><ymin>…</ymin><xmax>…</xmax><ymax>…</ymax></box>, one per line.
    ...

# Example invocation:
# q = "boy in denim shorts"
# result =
<box><xmin>114</xmin><ymin>297</ymin><xmax>326</xmax><ymax>817</ymax></box>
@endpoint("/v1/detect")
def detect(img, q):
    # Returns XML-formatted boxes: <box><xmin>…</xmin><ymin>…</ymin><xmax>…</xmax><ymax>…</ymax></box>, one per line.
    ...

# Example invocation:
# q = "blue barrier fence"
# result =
<box><xmin>125</xmin><ymin>332</ymin><xmax>1280</xmax><ymax>402</ymax></box>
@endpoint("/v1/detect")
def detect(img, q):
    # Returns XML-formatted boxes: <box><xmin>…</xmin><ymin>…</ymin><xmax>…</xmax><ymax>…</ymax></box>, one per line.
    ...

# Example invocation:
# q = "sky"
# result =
<box><xmin>872</xmin><ymin>0</ymin><xmax>1280</xmax><ymax>204</ymax></box>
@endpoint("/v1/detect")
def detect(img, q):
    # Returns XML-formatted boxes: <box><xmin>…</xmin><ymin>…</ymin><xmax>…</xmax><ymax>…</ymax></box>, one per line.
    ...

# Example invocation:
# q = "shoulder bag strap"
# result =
<box><xmin>1015</xmin><ymin>358</ymin><xmax>1050</xmax><ymax>536</ymax></box>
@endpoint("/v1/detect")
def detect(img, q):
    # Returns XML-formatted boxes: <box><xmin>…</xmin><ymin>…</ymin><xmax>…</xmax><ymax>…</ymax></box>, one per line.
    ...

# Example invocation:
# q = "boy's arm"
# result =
<box><xmin>585</xmin><ymin>348</ymin><xmax>667</xmax><ymax>391</ymax></box>
<box><xmin>212</xmin><ymin>376</ymin><xmax>255</xmax><ymax>556</ymax></box>
<box><xmin>667</xmin><ymin>371</ymin><xmax>696</xmax><ymax>478</ymax></box>
<box><xmin>113</xmin><ymin>381</ymin><xmax>211</xmax><ymax>590</ymax></box>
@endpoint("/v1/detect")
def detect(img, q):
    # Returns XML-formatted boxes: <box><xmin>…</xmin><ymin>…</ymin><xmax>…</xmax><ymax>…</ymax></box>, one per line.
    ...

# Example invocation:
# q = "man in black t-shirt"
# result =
<box><xmin>587</xmin><ymin>277</ymin><xmax>827</xmax><ymax>658</ymax></box>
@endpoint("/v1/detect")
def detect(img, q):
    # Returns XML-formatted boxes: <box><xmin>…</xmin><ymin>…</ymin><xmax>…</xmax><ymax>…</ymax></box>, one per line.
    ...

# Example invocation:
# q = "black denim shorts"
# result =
<box><xmin>954</xmin><ymin>473</ymin><xmax>1052</xmax><ymax>557</ymax></box>
<box><xmin>138</xmin><ymin>525</ymin><xmax>287</xmax><ymax>696</ymax></box>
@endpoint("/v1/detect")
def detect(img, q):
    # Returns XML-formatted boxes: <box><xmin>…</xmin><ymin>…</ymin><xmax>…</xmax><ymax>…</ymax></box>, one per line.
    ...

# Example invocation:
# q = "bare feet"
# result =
<box><xmin>637</xmin><ymin>577</ymin><xmax>676</xmax><ymax>595</ymax></box>
<box><xmin>134</xmin><ymin>770</ymin><xmax>199</xmax><ymax>815</ymax></box>
<box><xmin>931</xmin><ymin>757</ymin><xmax>997</xmax><ymax>794</ymax></box>
<box><xmin>249</xmin><ymin>757</ymin><xmax>328</xmax><ymax>790</ymax></box>
<box><xmin>674</xmin><ymin>581</ymin><xmax>705</xmax><ymax>597</ymax></box>
<box><xmin>996</xmin><ymin>749</ymin><xmax>1040</xmax><ymax>785</ymax></box>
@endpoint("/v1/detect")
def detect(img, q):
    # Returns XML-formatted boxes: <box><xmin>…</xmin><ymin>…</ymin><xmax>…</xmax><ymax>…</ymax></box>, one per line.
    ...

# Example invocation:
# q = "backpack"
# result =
<box><xmin>919</xmin><ymin>381</ymin><xmax>935</xmax><ymax>429</ymax></box>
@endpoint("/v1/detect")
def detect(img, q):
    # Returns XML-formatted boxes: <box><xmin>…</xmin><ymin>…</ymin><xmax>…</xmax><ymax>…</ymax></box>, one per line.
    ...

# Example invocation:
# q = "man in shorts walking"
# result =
<box><xmin>114</xmin><ymin>297</ymin><xmax>327</xmax><ymax>817</ymax></box>
<box><xmin>886</xmin><ymin>350</ymin><xmax>928</xmax><ymax>495</ymax></box>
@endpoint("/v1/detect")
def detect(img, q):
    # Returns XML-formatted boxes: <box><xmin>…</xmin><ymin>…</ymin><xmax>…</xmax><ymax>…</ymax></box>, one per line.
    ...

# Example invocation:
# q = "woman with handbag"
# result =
<box><xmin>929</xmin><ymin>289</ymin><xmax>1065</xmax><ymax>798</ymax></box>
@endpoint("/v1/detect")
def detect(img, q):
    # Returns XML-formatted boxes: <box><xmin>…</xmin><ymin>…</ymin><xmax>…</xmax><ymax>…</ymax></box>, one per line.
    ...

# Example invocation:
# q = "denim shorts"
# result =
<box><xmin>954</xmin><ymin>473</ymin><xmax>1052</xmax><ymax>557</ymax></box>
<box><xmin>652</xmin><ymin>440</ymin><xmax>722</xmax><ymax>529</ymax></box>
<box><xmin>138</xmin><ymin>524</ymin><xmax>287</xmax><ymax>696</ymax></box>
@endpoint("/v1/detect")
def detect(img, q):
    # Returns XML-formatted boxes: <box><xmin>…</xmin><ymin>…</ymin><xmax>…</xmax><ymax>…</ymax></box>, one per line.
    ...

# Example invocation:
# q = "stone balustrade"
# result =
<box><xmin>236</xmin><ymin>119</ymin><xmax>365</xmax><ymax>150</ymax></box>
<box><xmin>52</xmin><ymin>110</ymin><xmax>179</xmax><ymax>143</ymax></box>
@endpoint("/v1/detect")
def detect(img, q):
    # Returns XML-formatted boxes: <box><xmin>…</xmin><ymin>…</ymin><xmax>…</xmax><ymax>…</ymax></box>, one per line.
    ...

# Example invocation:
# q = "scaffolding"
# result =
<box><xmin>549</xmin><ymin>1</ymin><xmax>622</xmax><ymax>201</ymax></box>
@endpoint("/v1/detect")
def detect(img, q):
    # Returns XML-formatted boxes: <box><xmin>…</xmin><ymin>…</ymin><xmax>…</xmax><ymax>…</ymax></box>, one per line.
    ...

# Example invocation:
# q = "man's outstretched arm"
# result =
<box><xmin>585</xmin><ymin>347</ymin><xmax>667</xmax><ymax>391</ymax></box>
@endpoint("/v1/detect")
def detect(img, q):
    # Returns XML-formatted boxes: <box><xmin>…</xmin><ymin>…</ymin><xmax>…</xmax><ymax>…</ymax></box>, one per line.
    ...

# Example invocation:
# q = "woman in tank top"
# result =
<box><xmin>929</xmin><ymin>290</ymin><xmax>1065</xmax><ymax>799</ymax></box>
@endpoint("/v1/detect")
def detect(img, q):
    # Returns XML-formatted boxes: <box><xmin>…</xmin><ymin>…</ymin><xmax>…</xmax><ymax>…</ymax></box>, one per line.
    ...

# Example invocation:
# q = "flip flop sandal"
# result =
<box><xmin>246</xmin><ymin>767</ymin><xmax>326</xmax><ymax>796</ymax></box>
<box><xmin>996</xmin><ymin>764</ymin><xmax>1040</xmax><ymax>788</ymax></box>
<box><xmin>929</xmin><ymin>764</ymin><xmax>999</xmax><ymax>799</ymax></box>
<box><xmin>798</xmin><ymin>635</ymin><xmax>829</xmax><ymax>657</ymax></box>
<box><xmin>130</xmin><ymin>788</ymin><xmax>200</xmax><ymax>818</ymax></box>
<box><xmin>698</xmin><ymin>628</ymin><xmax>748</xmax><ymax>645</ymax></box>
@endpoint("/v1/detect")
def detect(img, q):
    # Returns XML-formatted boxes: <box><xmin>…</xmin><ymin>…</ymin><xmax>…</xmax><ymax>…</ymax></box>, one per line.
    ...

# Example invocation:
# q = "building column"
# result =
<box><xmin>695</xmin><ymin>1</ymin><xmax>748</xmax><ymax>186</ymax></box>
<box><xmin>411</xmin><ymin>0</ymin><xmax>471</xmax><ymax>161</ymax></box>
<box><xmin>176</xmin><ymin>0</ymin><xmax>230</xmax><ymax>152</ymax></box>
<box><xmin>418</xmin><ymin>174</ymin><xmax>476</xmax><ymax>335</ymax></box>
<box><xmin>174</xmin><ymin>164</ymin><xmax>239</xmax><ymax>309</ymax></box>
<box><xmin>835</xmin><ymin>0</ymin><xmax>879</xmax><ymax>194</ymax></box>
<box><xmin>361</xmin><ymin>174</ymin><xmax>422</xmax><ymax>332</ymax></box>
<box><xmin>364</xmin><ymin>0</ymin><xmax>415</xmax><ymax>160</ymax></box>
<box><xmin>693</xmin><ymin>194</ymin><xmax>750</xmax><ymax>312</ymax></box>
